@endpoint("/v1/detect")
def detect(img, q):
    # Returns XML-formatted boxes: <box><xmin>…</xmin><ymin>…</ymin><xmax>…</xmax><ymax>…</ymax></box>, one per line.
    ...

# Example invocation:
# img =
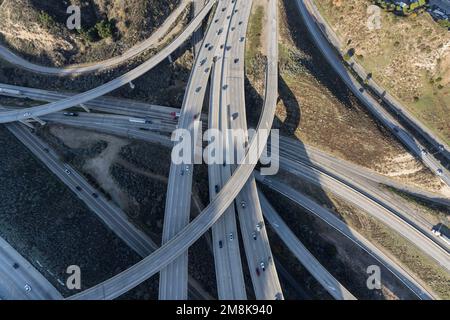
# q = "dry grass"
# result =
<box><xmin>314</xmin><ymin>0</ymin><xmax>450</xmax><ymax>146</ymax></box>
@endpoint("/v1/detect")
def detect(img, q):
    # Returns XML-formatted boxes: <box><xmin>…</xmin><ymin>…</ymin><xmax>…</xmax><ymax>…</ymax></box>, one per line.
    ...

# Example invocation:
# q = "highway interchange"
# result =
<box><xmin>0</xmin><ymin>0</ymin><xmax>448</xmax><ymax>301</ymax></box>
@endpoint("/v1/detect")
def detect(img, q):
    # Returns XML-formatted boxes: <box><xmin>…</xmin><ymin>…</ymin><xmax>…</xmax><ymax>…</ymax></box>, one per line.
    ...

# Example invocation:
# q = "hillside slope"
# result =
<box><xmin>315</xmin><ymin>0</ymin><xmax>450</xmax><ymax>145</ymax></box>
<box><xmin>0</xmin><ymin>0</ymin><xmax>181</xmax><ymax>66</ymax></box>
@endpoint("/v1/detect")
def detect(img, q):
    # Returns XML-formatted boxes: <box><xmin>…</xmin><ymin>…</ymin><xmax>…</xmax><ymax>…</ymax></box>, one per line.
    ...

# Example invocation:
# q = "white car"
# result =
<box><xmin>437</xmin><ymin>168</ymin><xmax>443</xmax><ymax>176</ymax></box>
<box><xmin>24</xmin><ymin>284</ymin><xmax>32</xmax><ymax>292</ymax></box>
<box><xmin>64</xmin><ymin>169</ymin><xmax>71</xmax><ymax>175</ymax></box>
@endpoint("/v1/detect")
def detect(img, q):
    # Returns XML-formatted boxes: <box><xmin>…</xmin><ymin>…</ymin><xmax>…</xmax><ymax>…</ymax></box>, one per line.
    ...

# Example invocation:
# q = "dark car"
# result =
<box><xmin>256</xmin><ymin>268</ymin><xmax>260</xmax><ymax>276</ymax></box>
<box><xmin>215</xmin><ymin>185</ymin><xmax>220</xmax><ymax>193</ymax></box>
<box><xmin>219</xmin><ymin>240</ymin><xmax>223</xmax><ymax>249</ymax></box>
<box><xmin>63</xmin><ymin>112</ymin><xmax>78</xmax><ymax>117</ymax></box>
<box><xmin>76</xmin><ymin>186</ymin><xmax>82</xmax><ymax>191</ymax></box>
<box><xmin>92</xmin><ymin>193</ymin><xmax>99</xmax><ymax>198</ymax></box>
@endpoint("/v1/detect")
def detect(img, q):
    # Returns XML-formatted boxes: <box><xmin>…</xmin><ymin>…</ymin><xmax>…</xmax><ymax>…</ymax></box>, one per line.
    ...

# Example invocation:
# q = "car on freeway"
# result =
<box><xmin>421</xmin><ymin>148</ymin><xmax>428</xmax><ymax>155</ymax></box>
<box><xmin>215</xmin><ymin>185</ymin><xmax>220</xmax><ymax>193</ymax></box>
<box><xmin>275</xmin><ymin>293</ymin><xmax>283</xmax><ymax>300</ymax></box>
<box><xmin>234</xmin><ymin>58</ymin><xmax>239</xmax><ymax>64</ymax></box>
<box><xmin>64</xmin><ymin>169</ymin><xmax>71</xmax><ymax>175</ymax></box>
<box><xmin>252</xmin><ymin>232</ymin><xmax>257</xmax><ymax>240</ymax></box>
<box><xmin>256</xmin><ymin>268</ymin><xmax>260</xmax><ymax>276</ymax></box>
<box><xmin>240</xmin><ymin>201</ymin><xmax>246</xmax><ymax>208</ymax></box>
<box><xmin>185</xmin><ymin>166</ymin><xmax>190</xmax><ymax>175</ymax></box>
<box><xmin>92</xmin><ymin>193</ymin><xmax>99</xmax><ymax>198</ymax></box>
<box><xmin>229</xmin><ymin>233</ymin><xmax>234</xmax><ymax>241</ymax></box>
<box><xmin>437</xmin><ymin>168</ymin><xmax>443</xmax><ymax>176</ymax></box>
<box><xmin>256</xmin><ymin>223</ymin><xmax>262</xmax><ymax>232</ymax></box>
<box><xmin>63</xmin><ymin>112</ymin><xmax>78</xmax><ymax>117</ymax></box>
<box><xmin>260</xmin><ymin>261</ymin><xmax>265</xmax><ymax>272</ymax></box>
<box><xmin>13</xmin><ymin>263</ymin><xmax>19</xmax><ymax>269</ymax></box>
<box><xmin>23</xmin><ymin>112</ymin><xmax>31</xmax><ymax>117</ymax></box>
<box><xmin>76</xmin><ymin>186</ymin><xmax>82</xmax><ymax>191</ymax></box>
<box><xmin>219</xmin><ymin>240</ymin><xmax>223</xmax><ymax>249</ymax></box>
<box><xmin>24</xmin><ymin>284</ymin><xmax>32</xmax><ymax>292</ymax></box>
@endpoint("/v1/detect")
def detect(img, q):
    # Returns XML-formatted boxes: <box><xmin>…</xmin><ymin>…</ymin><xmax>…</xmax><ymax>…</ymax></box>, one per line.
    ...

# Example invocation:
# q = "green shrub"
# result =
<box><xmin>38</xmin><ymin>11</ymin><xmax>55</xmax><ymax>29</ymax></box>
<box><xmin>78</xmin><ymin>27</ymin><xmax>98</xmax><ymax>42</ymax></box>
<box><xmin>95</xmin><ymin>20</ymin><xmax>114</xmax><ymax>39</ymax></box>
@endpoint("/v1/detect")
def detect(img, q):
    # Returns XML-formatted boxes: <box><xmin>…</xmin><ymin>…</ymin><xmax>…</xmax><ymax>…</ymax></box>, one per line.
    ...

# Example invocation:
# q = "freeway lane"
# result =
<box><xmin>258</xmin><ymin>192</ymin><xmax>356</xmax><ymax>300</ymax></box>
<box><xmin>208</xmin><ymin>55</ymin><xmax>247</xmax><ymax>299</ymax></box>
<box><xmin>276</xmin><ymin>155</ymin><xmax>450</xmax><ymax>271</ymax></box>
<box><xmin>2</xmin><ymin>81</ymin><xmax>447</xmax><ymax>207</ymax></box>
<box><xmin>223</xmin><ymin>0</ymin><xmax>283</xmax><ymax>299</ymax></box>
<box><xmin>255</xmin><ymin>173</ymin><xmax>434</xmax><ymax>300</ymax></box>
<box><xmin>277</xmin><ymin>139</ymin><xmax>450</xmax><ymax>250</ymax></box>
<box><xmin>0</xmin><ymin>237</ymin><xmax>62</xmax><ymax>300</ymax></box>
<box><xmin>159</xmin><ymin>0</ymin><xmax>238</xmax><ymax>300</ymax></box>
<box><xmin>68</xmin><ymin>0</ymin><xmax>279</xmax><ymax>297</ymax></box>
<box><xmin>36</xmin><ymin>108</ymin><xmax>450</xmax><ymax>259</ymax></box>
<box><xmin>294</xmin><ymin>0</ymin><xmax>450</xmax><ymax>187</ymax></box>
<box><xmin>0</xmin><ymin>0</ymin><xmax>191</xmax><ymax>75</ymax></box>
<box><xmin>31</xmin><ymin>119</ymin><xmax>438</xmax><ymax>300</ymax></box>
<box><xmin>0</xmin><ymin>0</ymin><xmax>216</xmax><ymax>123</ymax></box>
<box><xmin>6</xmin><ymin>122</ymin><xmax>211</xmax><ymax>300</ymax></box>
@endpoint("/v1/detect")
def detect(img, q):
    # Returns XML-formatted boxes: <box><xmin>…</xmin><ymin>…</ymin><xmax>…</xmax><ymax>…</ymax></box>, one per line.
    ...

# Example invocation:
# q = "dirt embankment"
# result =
<box><xmin>271</xmin><ymin>0</ymin><xmax>447</xmax><ymax>194</ymax></box>
<box><xmin>314</xmin><ymin>0</ymin><xmax>450</xmax><ymax>146</ymax></box>
<box><xmin>0</xmin><ymin>0</ymin><xmax>181</xmax><ymax>66</ymax></box>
